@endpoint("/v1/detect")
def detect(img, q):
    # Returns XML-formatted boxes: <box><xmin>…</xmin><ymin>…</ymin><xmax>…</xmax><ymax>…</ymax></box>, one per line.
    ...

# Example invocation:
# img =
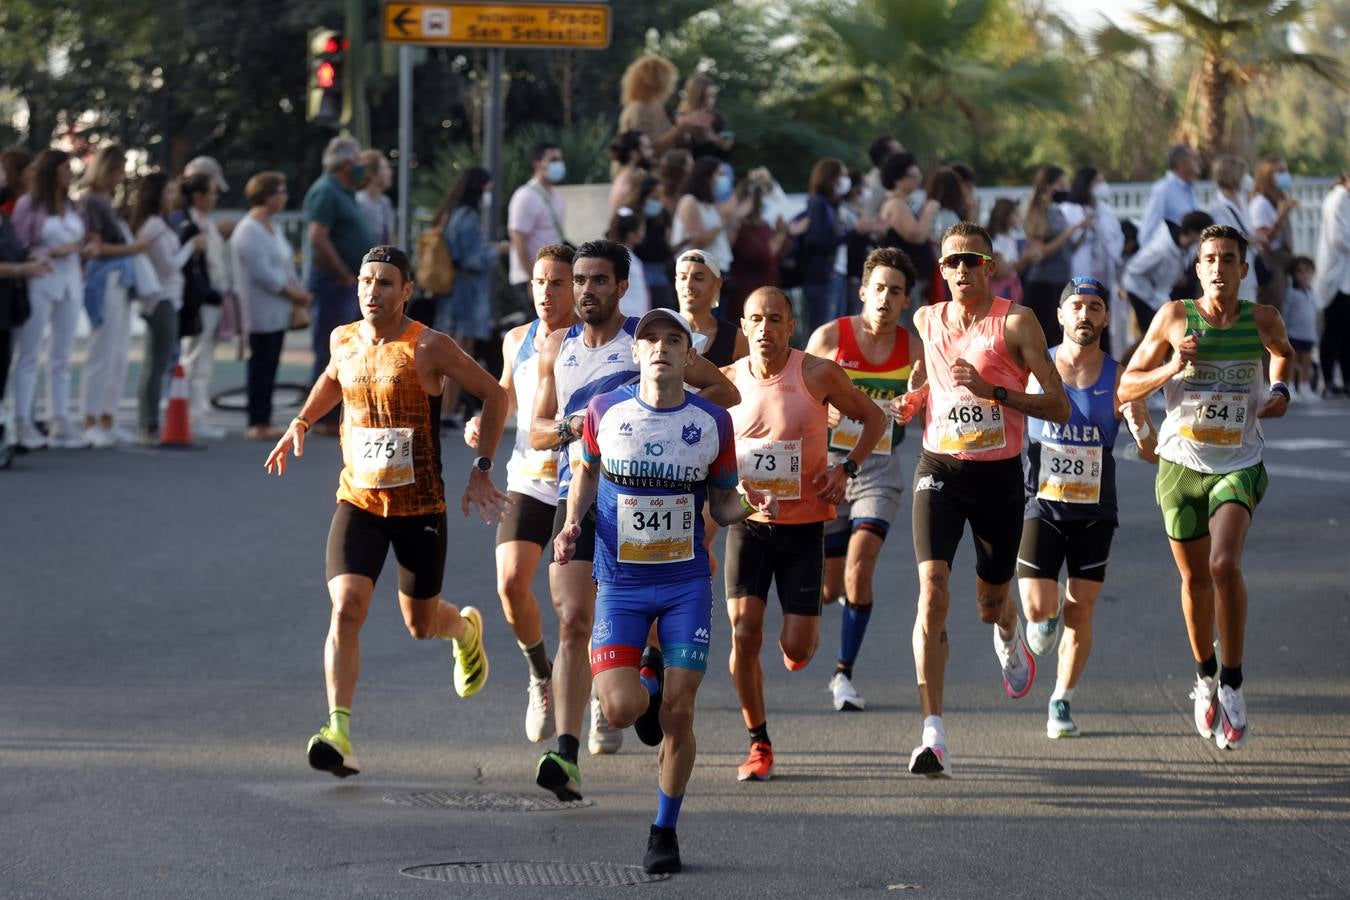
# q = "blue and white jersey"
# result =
<box><xmin>1024</xmin><ymin>349</ymin><xmax>1121</xmax><ymax>525</ymax></box>
<box><xmin>506</xmin><ymin>320</ymin><xmax>560</xmax><ymax>506</ymax></box>
<box><xmin>581</xmin><ymin>384</ymin><xmax>739</xmax><ymax>586</ymax></box>
<box><xmin>555</xmin><ymin>316</ymin><xmax>640</xmax><ymax>500</ymax></box>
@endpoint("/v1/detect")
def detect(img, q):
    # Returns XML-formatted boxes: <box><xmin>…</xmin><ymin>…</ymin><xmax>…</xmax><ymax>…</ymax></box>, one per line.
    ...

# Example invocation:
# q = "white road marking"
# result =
<box><xmin>1265</xmin><ymin>438</ymin><xmax>1350</xmax><ymax>451</ymax></box>
<box><xmin>1264</xmin><ymin>463</ymin><xmax>1350</xmax><ymax>485</ymax></box>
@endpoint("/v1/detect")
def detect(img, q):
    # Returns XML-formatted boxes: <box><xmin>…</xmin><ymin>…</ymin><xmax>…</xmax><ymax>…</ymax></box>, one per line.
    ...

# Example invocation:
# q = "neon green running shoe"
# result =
<box><xmin>307</xmin><ymin>725</ymin><xmax>360</xmax><ymax>778</ymax></box>
<box><xmin>535</xmin><ymin>750</ymin><xmax>583</xmax><ymax>801</ymax></box>
<box><xmin>453</xmin><ymin>606</ymin><xmax>489</xmax><ymax>698</ymax></box>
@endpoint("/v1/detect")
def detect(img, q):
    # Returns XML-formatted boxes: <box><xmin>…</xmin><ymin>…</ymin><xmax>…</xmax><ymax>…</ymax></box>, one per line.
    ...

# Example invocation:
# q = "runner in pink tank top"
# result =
<box><xmin>891</xmin><ymin>222</ymin><xmax>1071</xmax><ymax>779</ymax></box>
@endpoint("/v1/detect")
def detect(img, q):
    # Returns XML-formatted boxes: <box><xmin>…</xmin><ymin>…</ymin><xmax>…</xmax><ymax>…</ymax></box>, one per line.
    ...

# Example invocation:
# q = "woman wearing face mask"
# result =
<box><xmin>1023</xmin><ymin>164</ymin><xmax>1090</xmax><ymax>345</ymax></box>
<box><xmin>632</xmin><ymin>175</ymin><xmax>677</xmax><ymax>311</ymax></box>
<box><xmin>607</xmin><ymin>130</ymin><xmax>653</xmax><ymax>216</ymax></box>
<box><xmin>1060</xmin><ymin>167</ymin><xmax>1125</xmax><ymax>289</ymax></box>
<box><xmin>875</xmin><ymin>153</ymin><xmax>940</xmax><ymax>309</ymax></box>
<box><xmin>671</xmin><ymin>155</ymin><xmax>734</xmax><ymax>276</ymax></box>
<box><xmin>796</xmin><ymin>158</ymin><xmax>868</xmax><ymax>335</ymax></box>
<box><xmin>1206</xmin><ymin>155</ymin><xmax>1259</xmax><ymax>304</ymax></box>
<box><xmin>1249</xmin><ymin>155</ymin><xmax>1299</xmax><ymax>314</ymax></box>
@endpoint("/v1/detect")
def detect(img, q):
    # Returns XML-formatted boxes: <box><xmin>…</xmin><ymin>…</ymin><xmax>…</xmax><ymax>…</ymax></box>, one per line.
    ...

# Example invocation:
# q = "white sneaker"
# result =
<box><xmin>1190</xmin><ymin>674</ymin><xmax>1219</xmax><ymax>738</ymax></box>
<box><xmin>525</xmin><ymin>676</ymin><xmax>555</xmax><ymax>743</ymax></box>
<box><xmin>1215</xmin><ymin>684</ymin><xmax>1248</xmax><ymax>750</ymax></box>
<box><xmin>993</xmin><ymin>618</ymin><xmax>1036</xmax><ymax>699</ymax></box>
<box><xmin>107</xmin><ymin>424</ymin><xmax>137</xmax><ymax>444</ymax></box>
<box><xmin>17</xmin><ymin>421</ymin><xmax>47</xmax><ymax>451</ymax></box>
<box><xmin>587</xmin><ymin>695</ymin><xmax>623</xmax><ymax>755</ymax></box>
<box><xmin>50</xmin><ymin>422</ymin><xmax>94</xmax><ymax>449</ymax></box>
<box><xmin>829</xmin><ymin>671</ymin><xmax>865</xmax><ymax>711</ymax></box>
<box><xmin>195</xmin><ymin>422</ymin><xmax>227</xmax><ymax>440</ymax></box>
<box><xmin>1026</xmin><ymin>583</ymin><xmax>1066</xmax><ymax>657</ymax></box>
<box><xmin>1297</xmin><ymin>384</ymin><xmax>1321</xmax><ymax>404</ymax></box>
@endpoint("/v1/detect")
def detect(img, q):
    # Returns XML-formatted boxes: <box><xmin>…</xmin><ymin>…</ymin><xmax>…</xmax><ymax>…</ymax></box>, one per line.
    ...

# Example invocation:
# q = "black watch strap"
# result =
<box><xmin>842</xmin><ymin>458</ymin><xmax>859</xmax><ymax>479</ymax></box>
<box><xmin>992</xmin><ymin>386</ymin><xmax>1009</xmax><ymax>402</ymax></box>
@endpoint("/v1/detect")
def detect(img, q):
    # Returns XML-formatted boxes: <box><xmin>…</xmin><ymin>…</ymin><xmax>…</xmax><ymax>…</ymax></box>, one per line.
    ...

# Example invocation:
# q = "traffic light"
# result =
<box><xmin>307</xmin><ymin>28</ymin><xmax>348</xmax><ymax>126</ymax></box>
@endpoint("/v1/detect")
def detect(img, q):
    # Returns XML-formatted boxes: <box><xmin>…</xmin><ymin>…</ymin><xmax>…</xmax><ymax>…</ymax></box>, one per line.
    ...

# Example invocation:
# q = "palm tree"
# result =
<box><xmin>1093</xmin><ymin>0</ymin><xmax>1347</xmax><ymax>163</ymax></box>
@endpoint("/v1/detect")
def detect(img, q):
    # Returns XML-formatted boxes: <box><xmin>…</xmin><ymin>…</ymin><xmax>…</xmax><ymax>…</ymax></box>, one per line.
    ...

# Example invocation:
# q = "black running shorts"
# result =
<box><xmin>724</xmin><ymin>520</ymin><xmax>825</xmax><ymax>616</ymax></box>
<box><xmin>1015</xmin><ymin>516</ymin><xmax>1116</xmax><ymax>583</ymax></box>
<box><xmin>550</xmin><ymin>500</ymin><xmax>597</xmax><ymax>563</ymax></box>
<box><xmin>911</xmin><ymin>450</ymin><xmax>1023</xmax><ymax>585</ymax></box>
<box><xmin>496</xmin><ymin>491</ymin><xmax>558</xmax><ymax>549</ymax></box>
<box><xmin>325</xmin><ymin>500</ymin><xmax>447</xmax><ymax>600</ymax></box>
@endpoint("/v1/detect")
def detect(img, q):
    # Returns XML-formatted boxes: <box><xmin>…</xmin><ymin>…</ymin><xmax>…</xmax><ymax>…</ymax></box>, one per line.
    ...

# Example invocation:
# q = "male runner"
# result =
<box><xmin>893</xmin><ymin>222</ymin><xmax>1070</xmax><ymax>777</ymax></box>
<box><xmin>465</xmin><ymin>244</ymin><xmax>577</xmax><ymax>742</ymax></box>
<box><xmin>1017</xmin><ymin>277</ymin><xmax>1159</xmax><ymax>739</ymax></box>
<box><xmin>1119</xmin><ymin>224</ymin><xmax>1292</xmax><ymax>750</ymax></box>
<box><xmin>724</xmin><ymin>286</ymin><xmax>886</xmax><ymax>780</ymax></box>
<box><xmin>806</xmin><ymin>247</ymin><xmax>921</xmax><ymax>712</ymax></box>
<box><xmin>264</xmin><ymin>246</ymin><xmax>509</xmax><ymax>777</ymax></box>
<box><xmin>556</xmin><ymin>307</ymin><xmax>777</xmax><ymax>874</ymax></box>
<box><xmin>529</xmin><ymin>239</ymin><xmax>738</xmax><ymax>796</ymax></box>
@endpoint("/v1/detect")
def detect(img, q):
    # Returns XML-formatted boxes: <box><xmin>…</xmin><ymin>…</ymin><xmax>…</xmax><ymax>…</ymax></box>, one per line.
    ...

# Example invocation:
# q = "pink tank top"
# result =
<box><xmin>729</xmin><ymin>349</ymin><xmax>834</xmax><ymax>524</ymax></box>
<box><xmin>921</xmin><ymin>297</ymin><xmax>1028</xmax><ymax>461</ymax></box>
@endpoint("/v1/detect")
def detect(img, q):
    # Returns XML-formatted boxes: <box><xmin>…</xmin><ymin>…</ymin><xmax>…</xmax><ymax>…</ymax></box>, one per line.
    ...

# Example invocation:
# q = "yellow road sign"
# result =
<box><xmin>383</xmin><ymin>2</ymin><xmax>611</xmax><ymax>50</ymax></box>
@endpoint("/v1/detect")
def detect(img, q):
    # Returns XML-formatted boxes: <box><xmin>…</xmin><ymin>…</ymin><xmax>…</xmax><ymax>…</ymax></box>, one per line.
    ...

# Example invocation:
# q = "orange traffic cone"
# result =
<box><xmin>160</xmin><ymin>364</ymin><xmax>195</xmax><ymax>448</ymax></box>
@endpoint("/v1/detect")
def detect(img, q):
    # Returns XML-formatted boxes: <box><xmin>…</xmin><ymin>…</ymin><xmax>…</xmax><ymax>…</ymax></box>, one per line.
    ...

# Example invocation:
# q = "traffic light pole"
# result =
<box><xmin>485</xmin><ymin>48</ymin><xmax>506</xmax><ymax>242</ymax></box>
<box><xmin>397</xmin><ymin>45</ymin><xmax>412</xmax><ymax>251</ymax></box>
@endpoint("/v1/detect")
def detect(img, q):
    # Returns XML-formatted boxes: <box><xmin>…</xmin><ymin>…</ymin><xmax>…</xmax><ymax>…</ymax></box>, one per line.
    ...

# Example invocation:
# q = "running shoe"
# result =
<box><xmin>1215</xmin><ymin>684</ymin><xmax>1248</xmax><ymax>750</ymax></box>
<box><xmin>1026</xmin><ymin>584</ymin><xmax>1065</xmax><ymax>657</ymax></box>
<box><xmin>588</xmin><ymin>696</ymin><xmax>623</xmax><ymax>755</ymax></box>
<box><xmin>907</xmin><ymin>743</ymin><xmax>950</xmax><ymax>779</ymax></box>
<box><xmin>535</xmin><ymin>750</ymin><xmax>582</xmax><ymax>801</ymax></box>
<box><xmin>1047</xmin><ymin>698</ymin><xmax>1079</xmax><ymax>738</ymax></box>
<box><xmin>634</xmin><ymin>646</ymin><xmax>665</xmax><ymax>747</ymax></box>
<box><xmin>643</xmin><ymin>825</ymin><xmax>681</xmax><ymax>874</ymax></box>
<box><xmin>1189</xmin><ymin>674</ymin><xmax>1219</xmax><ymax>738</ymax></box>
<box><xmin>451</xmin><ymin>606</ymin><xmax>489</xmax><ymax>698</ymax></box>
<box><xmin>307</xmin><ymin>725</ymin><xmax>360</xmax><ymax>778</ymax></box>
<box><xmin>17</xmin><ymin>422</ymin><xmax>47</xmax><ymax>452</ymax></box>
<box><xmin>829</xmin><ymin>671</ymin><xmax>865</xmax><ymax>711</ymax></box>
<box><xmin>736</xmin><ymin>741</ymin><xmax>774</xmax><ymax>781</ymax></box>
<box><xmin>525</xmin><ymin>676</ymin><xmax>554</xmax><ymax>743</ymax></box>
<box><xmin>993</xmin><ymin>618</ymin><xmax>1036</xmax><ymax>699</ymax></box>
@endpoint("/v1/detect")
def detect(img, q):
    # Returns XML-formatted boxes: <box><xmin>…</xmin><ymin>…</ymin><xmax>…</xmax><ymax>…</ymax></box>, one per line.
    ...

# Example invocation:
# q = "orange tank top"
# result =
<box><xmin>921</xmin><ymin>297</ymin><xmax>1028</xmax><ymax>461</ymax></box>
<box><xmin>729</xmin><ymin>348</ymin><xmax>834</xmax><ymax>524</ymax></box>
<box><xmin>334</xmin><ymin>320</ymin><xmax>445</xmax><ymax>516</ymax></box>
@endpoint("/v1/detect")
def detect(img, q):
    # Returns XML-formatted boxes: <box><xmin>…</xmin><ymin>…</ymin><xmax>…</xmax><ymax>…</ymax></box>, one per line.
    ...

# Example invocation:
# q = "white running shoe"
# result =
<box><xmin>908</xmin><ymin>742</ymin><xmax>950</xmax><ymax>778</ymax></box>
<box><xmin>17</xmin><ymin>421</ymin><xmax>47</xmax><ymax>451</ymax></box>
<box><xmin>994</xmin><ymin>618</ymin><xmax>1036</xmax><ymax>699</ymax></box>
<box><xmin>829</xmin><ymin>672</ymin><xmax>865</xmax><ymax>711</ymax></box>
<box><xmin>195</xmin><ymin>422</ymin><xmax>227</xmax><ymax>440</ymax></box>
<box><xmin>1047</xmin><ymin>698</ymin><xmax>1079</xmax><ymax>738</ymax></box>
<box><xmin>107</xmin><ymin>424</ymin><xmax>137</xmax><ymax>444</ymax></box>
<box><xmin>525</xmin><ymin>676</ymin><xmax>555</xmax><ymax>743</ymax></box>
<box><xmin>1026</xmin><ymin>583</ymin><xmax>1066</xmax><ymax>657</ymax></box>
<box><xmin>1215</xmin><ymin>684</ymin><xmax>1248</xmax><ymax>750</ymax></box>
<box><xmin>1190</xmin><ymin>674</ymin><xmax>1219</xmax><ymax>738</ymax></box>
<box><xmin>79</xmin><ymin>424</ymin><xmax>113</xmax><ymax>449</ymax></box>
<box><xmin>587</xmin><ymin>695</ymin><xmax>623</xmax><ymax>755</ymax></box>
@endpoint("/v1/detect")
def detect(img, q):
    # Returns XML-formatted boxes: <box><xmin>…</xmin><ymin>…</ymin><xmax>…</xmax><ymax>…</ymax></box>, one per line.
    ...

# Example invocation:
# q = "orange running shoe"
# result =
<box><xmin>737</xmin><ymin>741</ymin><xmax>775</xmax><ymax>781</ymax></box>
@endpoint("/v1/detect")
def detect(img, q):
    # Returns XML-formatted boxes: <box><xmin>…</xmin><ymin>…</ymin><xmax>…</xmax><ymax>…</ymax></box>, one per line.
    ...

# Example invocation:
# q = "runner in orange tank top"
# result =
<box><xmin>264</xmin><ymin>246</ymin><xmax>511</xmax><ymax>779</ymax></box>
<box><xmin>892</xmin><ymin>222</ymin><xmax>1071</xmax><ymax>779</ymax></box>
<box><xmin>722</xmin><ymin>286</ymin><xmax>886</xmax><ymax>781</ymax></box>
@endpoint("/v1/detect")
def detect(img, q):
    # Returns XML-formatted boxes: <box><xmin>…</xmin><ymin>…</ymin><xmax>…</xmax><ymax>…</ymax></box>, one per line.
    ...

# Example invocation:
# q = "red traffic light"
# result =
<box><xmin>316</xmin><ymin>61</ymin><xmax>336</xmax><ymax>88</ymax></box>
<box><xmin>323</xmin><ymin>37</ymin><xmax>339</xmax><ymax>53</ymax></box>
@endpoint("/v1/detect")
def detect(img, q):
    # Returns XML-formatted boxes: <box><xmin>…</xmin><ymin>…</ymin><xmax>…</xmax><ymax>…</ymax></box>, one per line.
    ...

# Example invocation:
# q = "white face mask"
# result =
<box><xmin>836</xmin><ymin>176</ymin><xmax>852</xmax><ymax>197</ymax></box>
<box><xmin>481</xmin><ymin>191</ymin><xmax>492</xmax><ymax>209</ymax></box>
<box><xmin>1092</xmin><ymin>181</ymin><xmax>1111</xmax><ymax>202</ymax></box>
<box><xmin>1239</xmin><ymin>173</ymin><xmax>1255</xmax><ymax>197</ymax></box>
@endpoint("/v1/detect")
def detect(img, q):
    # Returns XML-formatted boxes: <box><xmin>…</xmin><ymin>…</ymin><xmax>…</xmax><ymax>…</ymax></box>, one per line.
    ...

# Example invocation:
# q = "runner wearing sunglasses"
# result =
<box><xmin>891</xmin><ymin>222</ymin><xmax>1070</xmax><ymax>777</ymax></box>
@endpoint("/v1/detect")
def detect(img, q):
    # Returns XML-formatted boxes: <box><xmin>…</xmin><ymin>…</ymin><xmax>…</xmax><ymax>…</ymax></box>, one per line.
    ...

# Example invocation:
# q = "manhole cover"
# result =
<box><xmin>383</xmin><ymin>791</ymin><xmax>593</xmax><ymax>812</ymax></box>
<box><xmin>401</xmin><ymin>861</ymin><xmax>667</xmax><ymax>886</ymax></box>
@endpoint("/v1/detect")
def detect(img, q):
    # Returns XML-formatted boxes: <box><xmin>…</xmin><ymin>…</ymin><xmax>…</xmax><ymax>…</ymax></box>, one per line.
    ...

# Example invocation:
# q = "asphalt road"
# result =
<box><xmin>2</xmin><ymin>388</ymin><xmax>1348</xmax><ymax>899</ymax></box>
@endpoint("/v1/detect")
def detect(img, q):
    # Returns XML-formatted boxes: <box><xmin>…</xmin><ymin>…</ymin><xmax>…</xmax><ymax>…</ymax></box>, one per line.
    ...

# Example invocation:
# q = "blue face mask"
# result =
<box><xmin>546</xmin><ymin>160</ymin><xmax>566</xmax><ymax>184</ymax></box>
<box><xmin>350</xmin><ymin>164</ymin><xmax>366</xmax><ymax>184</ymax></box>
<box><xmin>1274</xmin><ymin>171</ymin><xmax>1293</xmax><ymax>192</ymax></box>
<box><xmin>713</xmin><ymin>173</ymin><xmax>733</xmax><ymax>203</ymax></box>
<box><xmin>642</xmin><ymin>198</ymin><xmax>664</xmax><ymax>218</ymax></box>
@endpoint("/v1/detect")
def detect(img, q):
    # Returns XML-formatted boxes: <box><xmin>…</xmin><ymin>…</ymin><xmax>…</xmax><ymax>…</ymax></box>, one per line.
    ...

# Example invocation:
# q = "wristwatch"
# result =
<box><xmin>841</xmin><ymin>458</ymin><xmax>859</xmax><ymax>480</ymax></box>
<box><xmin>992</xmin><ymin>386</ymin><xmax>1009</xmax><ymax>403</ymax></box>
<box><xmin>472</xmin><ymin>456</ymin><xmax>493</xmax><ymax>473</ymax></box>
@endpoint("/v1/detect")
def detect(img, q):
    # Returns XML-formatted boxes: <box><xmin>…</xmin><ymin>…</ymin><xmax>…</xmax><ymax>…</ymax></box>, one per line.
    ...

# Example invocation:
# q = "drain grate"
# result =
<box><xmin>383</xmin><ymin>791</ymin><xmax>593</xmax><ymax>812</ymax></box>
<box><xmin>401</xmin><ymin>861</ymin><xmax>667</xmax><ymax>886</ymax></box>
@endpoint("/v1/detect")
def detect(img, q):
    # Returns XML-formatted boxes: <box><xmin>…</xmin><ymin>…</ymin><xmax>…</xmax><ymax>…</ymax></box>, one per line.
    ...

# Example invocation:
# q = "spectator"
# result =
<box><xmin>0</xmin><ymin>147</ymin><xmax>33</xmax><ymax>217</ymax></box>
<box><xmin>675</xmin><ymin>248</ymin><xmax>746</xmax><ymax>367</ymax></box>
<box><xmin>676</xmin><ymin>74</ymin><xmax>733</xmax><ymax>160</ymax></box>
<box><xmin>726</xmin><ymin>170</ymin><xmax>788</xmax><ymax>322</ymax></box>
<box><xmin>304</xmin><ymin>135</ymin><xmax>373</xmax><ymax>433</ymax></box>
<box><xmin>1120</xmin><ymin>210</ymin><xmax>1213</xmax><ymax>343</ymax></box>
<box><xmin>1284</xmin><ymin>256</ymin><xmax>1320</xmax><ymax>401</ymax></box>
<box><xmin>986</xmin><ymin>197</ymin><xmax>1025</xmax><ymax>304</ymax></box>
<box><xmin>862</xmin><ymin>135</ymin><xmax>903</xmax><ymax>219</ymax></box>
<box><xmin>507</xmin><ymin>141</ymin><xmax>567</xmax><ymax>313</ymax></box>
<box><xmin>1060</xmin><ymin>167</ymin><xmax>1124</xmax><ymax>287</ymax></box>
<box><xmin>355</xmin><ymin>149</ymin><xmax>395</xmax><ymax>245</ymax></box>
<box><xmin>179</xmin><ymin>172</ymin><xmax>234</xmax><ymax>439</ymax></box>
<box><xmin>436</xmin><ymin>165</ymin><xmax>508</xmax><ymax>426</ymax></box>
<box><xmin>607</xmin><ymin>129</ymin><xmax>652</xmax><ymax>215</ymax></box>
<box><xmin>609</xmin><ymin>208</ymin><xmax>649</xmax><ymax>317</ymax></box>
<box><xmin>130</xmin><ymin>173</ymin><xmax>199</xmax><ymax>443</ymax></box>
<box><xmin>1023</xmin><ymin>164</ymin><xmax>1086</xmax><ymax>345</ymax></box>
<box><xmin>0</xmin><ymin>158</ymin><xmax>53</xmax><ymax>454</ymax></box>
<box><xmin>797</xmin><ymin>157</ymin><xmax>855</xmax><ymax>335</ymax></box>
<box><xmin>657</xmin><ymin>149</ymin><xmax>692</xmax><ymax>216</ymax></box>
<box><xmin>949</xmin><ymin>161</ymin><xmax>979</xmax><ymax>222</ymax></box>
<box><xmin>1249</xmin><ymin>154</ymin><xmax>1299</xmax><ymax>314</ymax></box>
<box><xmin>617</xmin><ymin>55</ymin><xmax>713</xmax><ymax>156</ymax></box>
<box><xmin>671</xmin><ymin>156</ymin><xmax>734</xmax><ymax>273</ymax></box>
<box><xmin>231</xmin><ymin>171</ymin><xmax>311</xmax><ymax>439</ymax></box>
<box><xmin>840</xmin><ymin>167</ymin><xmax>873</xmax><ymax>315</ymax></box>
<box><xmin>1313</xmin><ymin>172</ymin><xmax>1350</xmax><ymax>396</ymax></box>
<box><xmin>177</xmin><ymin>156</ymin><xmax>235</xmax><ymax>238</ymax></box>
<box><xmin>875</xmin><ymin>152</ymin><xmax>939</xmax><ymax>305</ymax></box>
<box><xmin>920</xmin><ymin>167</ymin><xmax>967</xmax><ymax>304</ymax></box>
<box><xmin>632</xmin><ymin>174</ymin><xmax>676</xmax><ymax>312</ymax></box>
<box><xmin>1138</xmin><ymin>142</ymin><xmax>1201</xmax><ymax>246</ymax></box>
<box><xmin>1206</xmin><ymin>154</ymin><xmax>1259</xmax><ymax>302</ymax></box>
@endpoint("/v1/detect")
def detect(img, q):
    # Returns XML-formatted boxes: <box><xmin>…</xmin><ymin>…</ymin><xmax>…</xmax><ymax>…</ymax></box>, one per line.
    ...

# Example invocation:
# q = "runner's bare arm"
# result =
<box><xmin>708</xmin><ymin>480</ymin><xmax>778</xmax><ymax>527</ymax></box>
<box><xmin>1255</xmin><ymin>305</ymin><xmax>1294</xmax><ymax>419</ymax></box>
<box><xmin>264</xmin><ymin>329</ymin><xmax>344</xmax><ymax>475</ymax></box>
<box><xmin>1115</xmin><ymin>368</ymin><xmax>1160</xmax><ymax>464</ymax></box>
<box><xmin>554</xmin><ymin>453</ymin><xmax>600</xmax><ymax>565</ymax></box>
<box><xmin>962</xmin><ymin>308</ymin><xmax>1070</xmax><ymax>423</ymax></box>
<box><xmin>684</xmin><ymin>353</ymin><xmax>741</xmax><ymax>408</ymax></box>
<box><xmin>808</xmin><ymin>355</ymin><xmax>887</xmax><ymax>467</ymax></box>
<box><xmin>467</xmin><ymin>324</ymin><xmax>524</xmax><ymax>449</ymax></box>
<box><xmin>530</xmin><ymin>329</ymin><xmax>573</xmax><ymax>450</ymax></box>
<box><xmin>1119</xmin><ymin>301</ymin><xmax>1190</xmax><ymax>403</ymax></box>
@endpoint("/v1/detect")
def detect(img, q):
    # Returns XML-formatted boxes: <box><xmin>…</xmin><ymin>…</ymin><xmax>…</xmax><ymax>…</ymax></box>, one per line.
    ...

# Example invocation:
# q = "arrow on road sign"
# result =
<box><xmin>391</xmin><ymin>6</ymin><xmax>415</xmax><ymax>36</ymax></box>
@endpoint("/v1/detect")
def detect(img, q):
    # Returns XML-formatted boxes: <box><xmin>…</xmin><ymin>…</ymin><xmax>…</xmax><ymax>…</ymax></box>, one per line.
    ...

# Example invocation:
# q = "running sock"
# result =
<box><xmin>328</xmin><ymin>707</ymin><xmax>351</xmax><ymax>739</ymax></box>
<box><xmin>654</xmin><ymin>789</ymin><xmax>683</xmax><ymax>829</ymax></box>
<box><xmin>519</xmin><ymin>639</ymin><xmax>552</xmax><ymax>681</ymax></box>
<box><xmin>835</xmin><ymin>663</ymin><xmax>854</xmax><ymax>680</ymax></box>
<box><xmin>1198</xmin><ymin>653</ymin><xmax>1218</xmax><ymax>681</ymax></box>
<box><xmin>921</xmin><ymin>714</ymin><xmax>945</xmax><ymax>749</ymax></box>
<box><xmin>748</xmin><ymin>722</ymin><xmax>770</xmax><ymax>746</ymax></box>
<box><xmin>556</xmin><ymin>734</ymin><xmax>580</xmax><ymax>763</ymax></box>
<box><xmin>1219</xmin><ymin>664</ymin><xmax>1243</xmax><ymax>690</ymax></box>
<box><xmin>838</xmin><ymin>601</ymin><xmax>873</xmax><ymax>670</ymax></box>
<box><xmin>639</xmin><ymin>669</ymin><xmax>660</xmax><ymax>697</ymax></box>
<box><xmin>1051</xmin><ymin>683</ymin><xmax>1074</xmax><ymax>702</ymax></box>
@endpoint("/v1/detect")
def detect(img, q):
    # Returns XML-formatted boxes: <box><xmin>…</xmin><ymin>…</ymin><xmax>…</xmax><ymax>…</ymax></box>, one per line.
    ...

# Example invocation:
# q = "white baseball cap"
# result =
<box><xmin>635</xmin><ymin>308</ymin><xmax>694</xmax><ymax>342</ymax></box>
<box><xmin>185</xmin><ymin>156</ymin><xmax>229</xmax><ymax>193</ymax></box>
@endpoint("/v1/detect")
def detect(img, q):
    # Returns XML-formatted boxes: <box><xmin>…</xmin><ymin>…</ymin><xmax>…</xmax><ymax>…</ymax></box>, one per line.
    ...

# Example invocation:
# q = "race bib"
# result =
<box><xmin>737</xmin><ymin>439</ymin><xmax>801</xmax><ymax>500</ymax></box>
<box><xmin>830</xmin><ymin>398</ymin><xmax>894</xmax><ymax>456</ymax></box>
<box><xmin>520</xmin><ymin>452</ymin><xmax>558</xmax><ymax>481</ymax></box>
<box><xmin>1036</xmin><ymin>441</ymin><xmax>1102</xmax><ymax>504</ymax></box>
<box><xmin>1178</xmin><ymin>390</ymin><xmax>1247</xmax><ymax>446</ymax></box>
<box><xmin>617</xmin><ymin>493</ymin><xmax>695</xmax><ymax>564</ymax></box>
<box><xmin>937</xmin><ymin>392</ymin><xmax>1006</xmax><ymax>453</ymax></box>
<box><xmin>348</xmin><ymin>426</ymin><xmax>415</xmax><ymax>489</ymax></box>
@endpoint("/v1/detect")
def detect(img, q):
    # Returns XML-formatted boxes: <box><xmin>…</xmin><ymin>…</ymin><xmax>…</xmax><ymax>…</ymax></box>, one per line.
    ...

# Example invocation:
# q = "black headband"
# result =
<box><xmin>361</xmin><ymin>245</ymin><xmax>412</xmax><ymax>282</ymax></box>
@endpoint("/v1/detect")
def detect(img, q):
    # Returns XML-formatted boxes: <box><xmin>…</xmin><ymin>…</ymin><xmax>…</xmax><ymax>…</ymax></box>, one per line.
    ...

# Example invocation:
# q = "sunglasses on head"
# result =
<box><xmin>938</xmin><ymin>251</ymin><xmax>993</xmax><ymax>270</ymax></box>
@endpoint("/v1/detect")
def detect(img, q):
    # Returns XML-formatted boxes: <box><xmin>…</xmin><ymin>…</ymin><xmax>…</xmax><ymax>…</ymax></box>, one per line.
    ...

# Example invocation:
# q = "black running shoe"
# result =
<box><xmin>634</xmin><ymin>646</ymin><xmax>665</xmax><ymax>747</ymax></box>
<box><xmin>643</xmin><ymin>825</ymin><xmax>681</xmax><ymax>874</ymax></box>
